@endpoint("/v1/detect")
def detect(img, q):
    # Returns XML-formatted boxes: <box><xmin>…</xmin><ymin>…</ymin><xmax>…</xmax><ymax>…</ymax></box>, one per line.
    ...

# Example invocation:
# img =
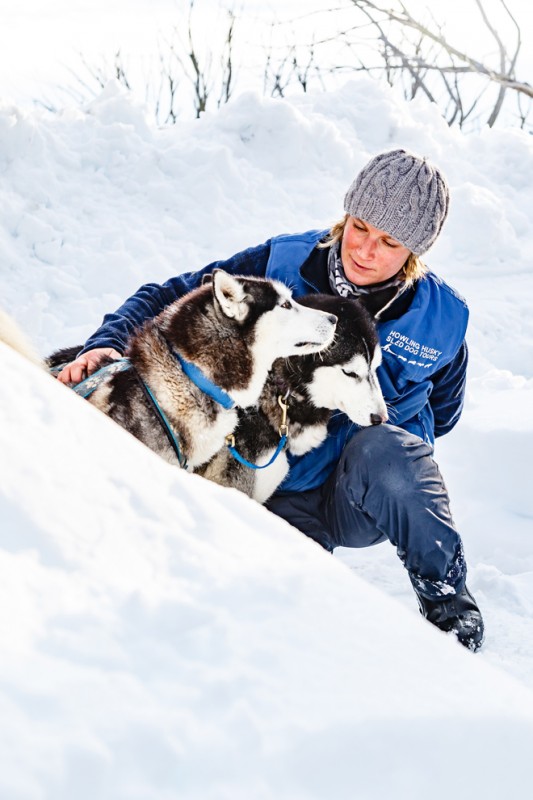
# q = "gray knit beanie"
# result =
<box><xmin>344</xmin><ymin>149</ymin><xmax>450</xmax><ymax>255</ymax></box>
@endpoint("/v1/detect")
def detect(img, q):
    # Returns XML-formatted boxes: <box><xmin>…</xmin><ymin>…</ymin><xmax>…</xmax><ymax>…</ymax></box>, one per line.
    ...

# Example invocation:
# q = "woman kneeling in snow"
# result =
<box><xmin>58</xmin><ymin>149</ymin><xmax>484</xmax><ymax>652</ymax></box>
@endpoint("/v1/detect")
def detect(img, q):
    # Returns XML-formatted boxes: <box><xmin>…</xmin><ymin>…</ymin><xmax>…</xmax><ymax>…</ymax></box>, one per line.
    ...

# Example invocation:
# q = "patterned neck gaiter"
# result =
<box><xmin>327</xmin><ymin>240</ymin><xmax>406</xmax><ymax>301</ymax></box>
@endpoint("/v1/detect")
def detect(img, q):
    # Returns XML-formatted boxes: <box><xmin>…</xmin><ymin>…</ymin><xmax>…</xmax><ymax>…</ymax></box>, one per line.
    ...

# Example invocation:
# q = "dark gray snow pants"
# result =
<box><xmin>266</xmin><ymin>424</ymin><xmax>466</xmax><ymax>600</ymax></box>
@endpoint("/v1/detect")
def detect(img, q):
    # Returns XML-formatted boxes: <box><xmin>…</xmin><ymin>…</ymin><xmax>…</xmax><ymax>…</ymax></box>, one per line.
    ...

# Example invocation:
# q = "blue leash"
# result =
<box><xmin>226</xmin><ymin>433</ymin><xmax>288</xmax><ymax>469</ymax></box>
<box><xmin>65</xmin><ymin>358</ymin><xmax>188</xmax><ymax>469</ymax></box>
<box><xmin>68</xmin><ymin>358</ymin><xmax>132</xmax><ymax>398</ymax></box>
<box><xmin>138</xmin><ymin>380</ymin><xmax>188</xmax><ymax>469</ymax></box>
<box><xmin>225</xmin><ymin>394</ymin><xmax>289</xmax><ymax>470</ymax></box>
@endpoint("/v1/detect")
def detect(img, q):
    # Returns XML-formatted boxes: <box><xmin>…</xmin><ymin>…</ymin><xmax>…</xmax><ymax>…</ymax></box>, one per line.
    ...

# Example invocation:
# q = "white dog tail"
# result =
<box><xmin>0</xmin><ymin>308</ymin><xmax>42</xmax><ymax>366</ymax></box>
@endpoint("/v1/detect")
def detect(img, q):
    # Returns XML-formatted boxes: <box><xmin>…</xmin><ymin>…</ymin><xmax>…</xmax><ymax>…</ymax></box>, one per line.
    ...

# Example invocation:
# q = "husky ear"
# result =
<box><xmin>201</xmin><ymin>273</ymin><xmax>213</xmax><ymax>285</ymax></box>
<box><xmin>212</xmin><ymin>269</ymin><xmax>250</xmax><ymax>322</ymax></box>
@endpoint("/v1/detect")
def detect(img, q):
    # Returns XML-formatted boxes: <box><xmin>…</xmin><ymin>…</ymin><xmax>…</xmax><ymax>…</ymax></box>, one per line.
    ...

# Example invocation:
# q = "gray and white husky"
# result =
<box><xmin>197</xmin><ymin>294</ymin><xmax>388</xmax><ymax>503</ymax></box>
<box><xmin>3</xmin><ymin>271</ymin><xmax>337</xmax><ymax>470</ymax></box>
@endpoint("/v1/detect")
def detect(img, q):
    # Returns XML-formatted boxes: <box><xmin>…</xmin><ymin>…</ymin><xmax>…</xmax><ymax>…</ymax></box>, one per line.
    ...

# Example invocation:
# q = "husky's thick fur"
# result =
<box><xmin>197</xmin><ymin>294</ymin><xmax>388</xmax><ymax>503</ymax></box>
<box><xmin>13</xmin><ymin>271</ymin><xmax>336</xmax><ymax>469</ymax></box>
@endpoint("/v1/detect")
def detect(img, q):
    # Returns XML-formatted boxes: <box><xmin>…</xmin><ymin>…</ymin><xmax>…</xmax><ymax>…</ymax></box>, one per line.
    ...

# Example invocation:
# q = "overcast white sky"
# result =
<box><xmin>0</xmin><ymin>0</ymin><xmax>531</xmax><ymax>110</ymax></box>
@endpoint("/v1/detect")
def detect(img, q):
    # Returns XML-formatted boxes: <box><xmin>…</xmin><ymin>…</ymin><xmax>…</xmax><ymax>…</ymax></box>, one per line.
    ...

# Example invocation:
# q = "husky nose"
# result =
<box><xmin>370</xmin><ymin>414</ymin><xmax>384</xmax><ymax>426</ymax></box>
<box><xmin>326</xmin><ymin>313</ymin><xmax>337</xmax><ymax>325</ymax></box>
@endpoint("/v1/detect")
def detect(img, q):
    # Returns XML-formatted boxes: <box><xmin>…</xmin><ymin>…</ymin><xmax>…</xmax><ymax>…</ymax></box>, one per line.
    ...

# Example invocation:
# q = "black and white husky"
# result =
<box><xmin>4</xmin><ymin>271</ymin><xmax>337</xmax><ymax>470</ymax></box>
<box><xmin>197</xmin><ymin>294</ymin><xmax>388</xmax><ymax>503</ymax></box>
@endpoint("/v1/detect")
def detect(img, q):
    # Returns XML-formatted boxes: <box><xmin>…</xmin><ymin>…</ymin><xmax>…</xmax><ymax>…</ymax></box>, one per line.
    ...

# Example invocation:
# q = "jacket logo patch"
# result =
<box><xmin>383</xmin><ymin>330</ymin><xmax>442</xmax><ymax>368</ymax></box>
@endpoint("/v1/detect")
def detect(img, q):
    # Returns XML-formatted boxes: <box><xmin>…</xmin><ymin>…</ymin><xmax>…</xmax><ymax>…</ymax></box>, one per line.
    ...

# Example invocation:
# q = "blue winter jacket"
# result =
<box><xmin>82</xmin><ymin>229</ymin><xmax>469</xmax><ymax>492</ymax></box>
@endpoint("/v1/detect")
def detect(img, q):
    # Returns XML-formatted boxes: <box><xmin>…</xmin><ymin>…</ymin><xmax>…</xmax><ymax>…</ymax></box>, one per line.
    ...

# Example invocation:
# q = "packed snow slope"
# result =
<box><xmin>1</xmin><ymin>78</ymin><xmax>533</xmax><ymax>797</ymax></box>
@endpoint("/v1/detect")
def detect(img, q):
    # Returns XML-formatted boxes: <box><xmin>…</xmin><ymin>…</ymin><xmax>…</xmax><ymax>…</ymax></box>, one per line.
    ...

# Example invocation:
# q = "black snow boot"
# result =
<box><xmin>414</xmin><ymin>585</ymin><xmax>485</xmax><ymax>652</ymax></box>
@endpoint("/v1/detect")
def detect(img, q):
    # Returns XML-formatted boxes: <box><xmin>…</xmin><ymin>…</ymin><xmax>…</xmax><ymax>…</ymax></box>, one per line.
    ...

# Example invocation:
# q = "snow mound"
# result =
<box><xmin>2</xmin><ymin>343</ymin><xmax>533</xmax><ymax>798</ymax></box>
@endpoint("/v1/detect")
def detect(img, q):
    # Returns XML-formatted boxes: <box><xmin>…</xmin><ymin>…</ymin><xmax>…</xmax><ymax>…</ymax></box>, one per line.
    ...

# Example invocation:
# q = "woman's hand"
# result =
<box><xmin>56</xmin><ymin>347</ymin><xmax>122</xmax><ymax>385</ymax></box>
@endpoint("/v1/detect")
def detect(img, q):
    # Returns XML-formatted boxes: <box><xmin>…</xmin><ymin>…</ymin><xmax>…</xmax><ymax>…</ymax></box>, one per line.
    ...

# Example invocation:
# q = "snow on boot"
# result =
<box><xmin>415</xmin><ymin>585</ymin><xmax>484</xmax><ymax>652</ymax></box>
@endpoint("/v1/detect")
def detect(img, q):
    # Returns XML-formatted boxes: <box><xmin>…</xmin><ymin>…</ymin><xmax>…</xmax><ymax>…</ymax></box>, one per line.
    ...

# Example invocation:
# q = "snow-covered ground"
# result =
<box><xmin>1</xmin><ymin>78</ymin><xmax>533</xmax><ymax>797</ymax></box>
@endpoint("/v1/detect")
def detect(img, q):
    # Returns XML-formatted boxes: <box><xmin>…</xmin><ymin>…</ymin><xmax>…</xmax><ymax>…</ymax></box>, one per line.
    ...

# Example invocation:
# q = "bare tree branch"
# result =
<box><xmin>352</xmin><ymin>0</ymin><xmax>533</xmax><ymax>99</ymax></box>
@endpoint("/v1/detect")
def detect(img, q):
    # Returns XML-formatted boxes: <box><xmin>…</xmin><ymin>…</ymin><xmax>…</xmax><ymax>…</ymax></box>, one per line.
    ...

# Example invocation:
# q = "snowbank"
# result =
<box><xmin>2</xmin><ymin>344</ymin><xmax>533</xmax><ymax>799</ymax></box>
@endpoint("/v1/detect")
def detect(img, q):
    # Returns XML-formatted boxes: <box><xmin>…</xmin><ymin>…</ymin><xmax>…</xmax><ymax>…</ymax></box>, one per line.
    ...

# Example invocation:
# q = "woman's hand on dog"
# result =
<box><xmin>56</xmin><ymin>348</ymin><xmax>122</xmax><ymax>385</ymax></box>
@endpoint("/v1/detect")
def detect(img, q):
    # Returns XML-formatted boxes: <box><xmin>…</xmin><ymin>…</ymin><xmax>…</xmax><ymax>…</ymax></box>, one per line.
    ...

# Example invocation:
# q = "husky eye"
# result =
<box><xmin>280</xmin><ymin>300</ymin><xmax>292</xmax><ymax>309</ymax></box>
<box><xmin>342</xmin><ymin>368</ymin><xmax>361</xmax><ymax>380</ymax></box>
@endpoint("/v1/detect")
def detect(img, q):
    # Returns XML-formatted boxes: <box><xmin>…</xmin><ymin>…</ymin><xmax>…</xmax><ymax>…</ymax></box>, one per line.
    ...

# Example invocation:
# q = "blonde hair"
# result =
<box><xmin>319</xmin><ymin>214</ymin><xmax>428</xmax><ymax>286</ymax></box>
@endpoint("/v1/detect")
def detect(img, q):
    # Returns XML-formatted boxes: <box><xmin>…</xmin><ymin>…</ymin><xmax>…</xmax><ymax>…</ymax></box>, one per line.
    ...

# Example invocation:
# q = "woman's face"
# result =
<box><xmin>341</xmin><ymin>216</ymin><xmax>411</xmax><ymax>286</ymax></box>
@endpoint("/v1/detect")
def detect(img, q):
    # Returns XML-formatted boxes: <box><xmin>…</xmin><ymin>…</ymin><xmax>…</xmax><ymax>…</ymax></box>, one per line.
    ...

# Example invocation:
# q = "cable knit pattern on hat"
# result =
<box><xmin>344</xmin><ymin>149</ymin><xmax>450</xmax><ymax>255</ymax></box>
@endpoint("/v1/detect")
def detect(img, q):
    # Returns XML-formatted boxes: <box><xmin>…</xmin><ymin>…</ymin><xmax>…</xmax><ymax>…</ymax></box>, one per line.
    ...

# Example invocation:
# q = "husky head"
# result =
<box><xmin>209</xmin><ymin>272</ymin><xmax>337</xmax><ymax>407</ymax></box>
<box><xmin>169</xmin><ymin>271</ymin><xmax>337</xmax><ymax>409</ymax></box>
<box><xmin>295</xmin><ymin>295</ymin><xmax>388</xmax><ymax>427</ymax></box>
<box><xmin>210</xmin><ymin>270</ymin><xmax>337</xmax><ymax>358</ymax></box>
